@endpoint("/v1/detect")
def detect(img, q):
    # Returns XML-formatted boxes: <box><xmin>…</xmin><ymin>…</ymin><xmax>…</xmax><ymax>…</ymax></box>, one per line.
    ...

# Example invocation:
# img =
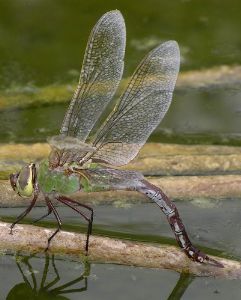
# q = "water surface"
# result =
<box><xmin>0</xmin><ymin>0</ymin><xmax>241</xmax><ymax>144</ymax></box>
<box><xmin>1</xmin><ymin>1</ymin><xmax>241</xmax><ymax>299</ymax></box>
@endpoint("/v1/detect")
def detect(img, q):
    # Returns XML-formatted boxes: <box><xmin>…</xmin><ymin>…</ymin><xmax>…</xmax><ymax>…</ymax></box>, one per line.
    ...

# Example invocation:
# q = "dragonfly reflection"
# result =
<box><xmin>6</xmin><ymin>254</ymin><xmax>195</xmax><ymax>300</ymax></box>
<box><xmin>6</xmin><ymin>254</ymin><xmax>90</xmax><ymax>300</ymax></box>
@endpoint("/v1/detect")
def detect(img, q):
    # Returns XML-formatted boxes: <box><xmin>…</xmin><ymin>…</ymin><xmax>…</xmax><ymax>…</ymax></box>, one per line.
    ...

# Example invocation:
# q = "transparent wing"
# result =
<box><xmin>91</xmin><ymin>41</ymin><xmax>180</xmax><ymax>166</ymax></box>
<box><xmin>60</xmin><ymin>10</ymin><xmax>126</xmax><ymax>141</ymax></box>
<box><xmin>47</xmin><ymin>135</ymin><xmax>96</xmax><ymax>167</ymax></box>
<box><xmin>47</xmin><ymin>135</ymin><xmax>96</xmax><ymax>152</ymax></box>
<box><xmin>84</xmin><ymin>168</ymin><xmax>144</xmax><ymax>191</ymax></box>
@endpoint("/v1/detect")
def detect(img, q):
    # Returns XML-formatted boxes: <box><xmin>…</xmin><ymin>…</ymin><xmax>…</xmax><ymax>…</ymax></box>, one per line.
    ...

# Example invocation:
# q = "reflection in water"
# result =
<box><xmin>167</xmin><ymin>273</ymin><xmax>194</xmax><ymax>300</ymax></box>
<box><xmin>5</xmin><ymin>253</ymin><xmax>195</xmax><ymax>300</ymax></box>
<box><xmin>6</xmin><ymin>254</ymin><xmax>90</xmax><ymax>300</ymax></box>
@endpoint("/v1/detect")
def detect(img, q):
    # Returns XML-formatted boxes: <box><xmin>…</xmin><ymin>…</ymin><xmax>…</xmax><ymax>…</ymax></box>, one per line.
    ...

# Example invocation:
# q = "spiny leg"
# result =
<box><xmin>138</xmin><ymin>179</ymin><xmax>222</xmax><ymax>266</ymax></box>
<box><xmin>56</xmin><ymin>195</ymin><xmax>93</xmax><ymax>253</ymax></box>
<box><xmin>45</xmin><ymin>198</ymin><xmax>62</xmax><ymax>252</ymax></box>
<box><xmin>58</xmin><ymin>196</ymin><xmax>94</xmax><ymax>235</ymax></box>
<box><xmin>10</xmin><ymin>192</ymin><xmax>39</xmax><ymax>234</ymax></box>
<box><xmin>33</xmin><ymin>199</ymin><xmax>53</xmax><ymax>224</ymax></box>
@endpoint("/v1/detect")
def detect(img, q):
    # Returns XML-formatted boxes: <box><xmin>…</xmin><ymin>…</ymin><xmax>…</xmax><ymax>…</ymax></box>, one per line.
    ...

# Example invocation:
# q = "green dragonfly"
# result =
<box><xmin>9</xmin><ymin>10</ymin><xmax>215</xmax><ymax>264</ymax></box>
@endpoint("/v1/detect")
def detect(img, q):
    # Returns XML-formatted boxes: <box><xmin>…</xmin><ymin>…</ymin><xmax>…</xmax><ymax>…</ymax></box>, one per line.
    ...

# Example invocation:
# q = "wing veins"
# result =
<box><xmin>91</xmin><ymin>40</ymin><xmax>180</xmax><ymax>166</ymax></box>
<box><xmin>60</xmin><ymin>10</ymin><xmax>126</xmax><ymax>141</ymax></box>
<box><xmin>72</xmin><ymin>71</ymin><xmax>102</xmax><ymax>136</ymax></box>
<box><xmin>93</xmin><ymin>59</ymin><xmax>155</xmax><ymax>145</ymax></box>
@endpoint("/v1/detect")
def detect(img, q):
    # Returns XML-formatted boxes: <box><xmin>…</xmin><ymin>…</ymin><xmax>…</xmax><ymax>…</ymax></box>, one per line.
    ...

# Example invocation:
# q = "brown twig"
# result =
<box><xmin>1</xmin><ymin>221</ymin><xmax>241</xmax><ymax>278</ymax></box>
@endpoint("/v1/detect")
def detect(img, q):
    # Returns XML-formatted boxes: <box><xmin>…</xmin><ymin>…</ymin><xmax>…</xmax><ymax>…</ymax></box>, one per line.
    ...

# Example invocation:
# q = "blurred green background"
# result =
<box><xmin>1</xmin><ymin>0</ymin><xmax>241</xmax><ymax>86</ymax></box>
<box><xmin>0</xmin><ymin>0</ymin><xmax>241</xmax><ymax>144</ymax></box>
<box><xmin>1</xmin><ymin>2</ymin><xmax>241</xmax><ymax>299</ymax></box>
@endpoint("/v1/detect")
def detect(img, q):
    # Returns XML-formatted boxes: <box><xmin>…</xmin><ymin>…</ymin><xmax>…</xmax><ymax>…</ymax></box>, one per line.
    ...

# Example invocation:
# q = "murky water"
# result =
<box><xmin>1</xmin><ymin>87</ymin><xmax>241</xmax><ymax>144</ymax></box>
<box><xmin>1</xmin><ymin>200</ymin><xmax>241</xmax><ymax>299</ymax></box>
<box><xmin>1</xmin><ymin>0</ymin><xmax>241</xmax><ymax>299</ymax></box>
<box><xmin>1</xmin><ymin>253</ymin><xmax>241</xmax><ymax>300</ymax></box>
<box><xmin>1</xmin><ymin>0</ymin><xmax>241</xmax><ymax>86</ymax></box>
<box><xmin>0</xmin><ymin>0</ymin><xmax>241</xmax><ymax>144</ymax></box>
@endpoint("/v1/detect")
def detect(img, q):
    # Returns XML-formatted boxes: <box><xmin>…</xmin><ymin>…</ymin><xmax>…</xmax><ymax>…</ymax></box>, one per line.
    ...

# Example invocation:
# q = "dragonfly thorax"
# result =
<box><xmin>48</xmin><ymin>149</ymin><xmax>61</xmax><ymax>169</ymax></box>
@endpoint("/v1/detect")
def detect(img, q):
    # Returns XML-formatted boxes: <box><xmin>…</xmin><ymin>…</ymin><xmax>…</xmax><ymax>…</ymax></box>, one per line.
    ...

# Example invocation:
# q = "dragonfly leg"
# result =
<box><xmin>138</xmin><ymin>179</ymin><xmax>210</xmax><ymax>264</ymax></box>
<box><xmin>45</xmin><ymin>198</ymin><xmax>62</xmax><ymax>252</ymax></box>
<box><xmin>56</xmin><ymin>195</ymin><xmax>93</xmax><ymax>254</ymax></box>
<box><xmin>10</xmin><ymin>189</ymin><xmax>39</xmax><ymax>234</ymax></box>
<box><xmin>33</xmin><ymin>198</ymin><xmax>53</xmax><ymax>224</ymax></box>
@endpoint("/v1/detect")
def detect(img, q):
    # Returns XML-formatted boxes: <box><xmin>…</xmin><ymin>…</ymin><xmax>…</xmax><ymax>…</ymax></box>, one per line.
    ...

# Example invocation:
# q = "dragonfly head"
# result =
<box><xmin>10</xmin><ymin>163</ymin><xmax>37</xmax><ymax>198</ymax></box>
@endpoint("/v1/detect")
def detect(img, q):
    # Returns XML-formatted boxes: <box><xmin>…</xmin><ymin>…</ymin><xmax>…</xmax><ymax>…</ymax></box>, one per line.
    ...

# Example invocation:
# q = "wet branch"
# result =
<box><xmin>1</xmin><ymin>221</ymin><xmax>241</xmax><ymax>279</ymax></box>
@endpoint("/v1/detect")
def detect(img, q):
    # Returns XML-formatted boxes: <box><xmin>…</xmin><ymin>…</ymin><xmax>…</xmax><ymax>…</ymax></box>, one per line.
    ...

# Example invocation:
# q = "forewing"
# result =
<box><xmin>47</xmin><ymin>135</ymin><xmax>96</xmax><ymax>167</ymax></box>
<box><xmin>92</xmin><ymin>41</ymin><xmax>180</xmax><ymax>166</ymax></box>
<box><xmin>47</xmin><ymin>135</ymin><xmax>96</xmax><ymax>152</ymax></box>
<box><xmin>60</xmin><ymin>10</ymin><xmax>126</xmax><ymax>141</ymax></box>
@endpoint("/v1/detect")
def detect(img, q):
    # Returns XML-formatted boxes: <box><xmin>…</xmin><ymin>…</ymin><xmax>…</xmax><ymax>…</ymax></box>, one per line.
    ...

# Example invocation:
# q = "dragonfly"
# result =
<box><xmin>10</xmin><ymin>10</ymin><xmax>212</xmax><ymax>264</ymax></box>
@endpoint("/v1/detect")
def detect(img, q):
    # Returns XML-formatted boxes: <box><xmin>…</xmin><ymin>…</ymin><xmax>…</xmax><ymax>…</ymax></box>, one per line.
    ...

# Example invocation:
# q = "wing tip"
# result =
<box><xmin>96</xmin><ymin>10</ymin><xmax>126</xmax><ymax>40</ymax></box>
<box><xmin>159</xmin><ymin>40</ymin><xmax>180</xmax><ymax>54</ymax></box>
<box><xmin>154</xmin><ymin>40</ymin><xmax>180</xmax><ymax>69</ymax></box>
<box><xmin>163</xmin><ymin>40</ymin><xmax>179</xmax><ymax>47</ymax></box>
<box><xmin>100</xmin><ymin>10</ymin><xmax>124</xmax><ymax>23</ymax></box>
<box><xmin>104</xmin><ymin>9</ymin><xmax>123</xmax><ymax>16</ymax></box>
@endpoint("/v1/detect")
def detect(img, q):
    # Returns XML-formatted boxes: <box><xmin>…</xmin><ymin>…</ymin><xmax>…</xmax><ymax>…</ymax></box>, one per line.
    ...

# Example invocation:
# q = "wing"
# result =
<box><xmin>47</xmin><ymin>135</ymin><xmax>97</xmax><ymax>168</ymax></box>
<box><xmin>47</xmin><ymin>10</ymin><xmax>126</xmax><ymax>168</ymax></box>
<box><xmin>47</xmin><ymin>135</ymin><xmax>96</xmax><ymax>152</ymax></box>
<box><xmin>91</xmin><ymin>41</ymin><xmax>180</xmax><ymax>166</ymax></box>
<box><xmin>60</xmin><ymin>10</ymin><xmax>126</xmax><ymax>141</ymax></box>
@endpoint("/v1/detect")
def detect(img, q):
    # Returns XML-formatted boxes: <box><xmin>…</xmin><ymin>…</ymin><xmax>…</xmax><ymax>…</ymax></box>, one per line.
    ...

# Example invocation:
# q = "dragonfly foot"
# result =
<box><xmin>9</xmin><ymin>224</ymin><xmax>14</xmax><ymax>235</ymax></box>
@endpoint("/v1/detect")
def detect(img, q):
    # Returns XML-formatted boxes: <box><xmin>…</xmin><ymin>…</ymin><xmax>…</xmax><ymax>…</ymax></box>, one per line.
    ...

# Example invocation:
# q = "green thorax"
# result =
<box><xmin>37</xmin><ymin>159</ymin><xmax>142</xmax><ymax>194</ymax></box>
<box><xmin>37</xmin><ymin>160</ymin><xmax>80</xmax><ymax>194</ymax></box>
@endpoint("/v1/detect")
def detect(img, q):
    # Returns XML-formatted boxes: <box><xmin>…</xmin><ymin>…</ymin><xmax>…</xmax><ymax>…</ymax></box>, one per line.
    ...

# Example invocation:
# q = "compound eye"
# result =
<box><xmin>16</xmin><ymin>164</ymin><xmax>34</xmax><ymax>197</ymax></box>
<box><xmin>10</xmin><ymin>173</ymin><xmax>19</xmax><ymax>191</ymax></box>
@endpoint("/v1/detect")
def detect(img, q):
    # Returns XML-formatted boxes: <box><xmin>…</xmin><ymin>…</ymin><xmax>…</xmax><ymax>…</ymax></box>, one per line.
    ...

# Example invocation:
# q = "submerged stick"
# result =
<box><xmin>0</xmin><ymin>221</ymin><xmax>240</xmax><ymax>278</ymax></box>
